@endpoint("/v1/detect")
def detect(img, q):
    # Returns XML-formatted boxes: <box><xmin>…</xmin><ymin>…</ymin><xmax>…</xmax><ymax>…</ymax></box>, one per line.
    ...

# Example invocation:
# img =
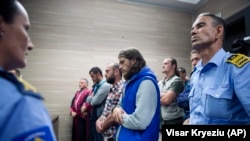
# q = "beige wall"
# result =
<box><xmin>20</xmin><ymin>0</ymin><xmax>249</xmax><ymax>140</ymax></box>
<box><xmin>21</xmin><ymin>0</ymin><xmax>192</xmax><ymax>140</ymax></box>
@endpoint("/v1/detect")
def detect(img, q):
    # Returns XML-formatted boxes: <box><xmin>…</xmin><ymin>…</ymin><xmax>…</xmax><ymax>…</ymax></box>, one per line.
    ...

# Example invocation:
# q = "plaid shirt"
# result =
<box><xmin>99</xmin><ymin>80</ymin><xmax>123</xmax><ymax>139</ymax></box>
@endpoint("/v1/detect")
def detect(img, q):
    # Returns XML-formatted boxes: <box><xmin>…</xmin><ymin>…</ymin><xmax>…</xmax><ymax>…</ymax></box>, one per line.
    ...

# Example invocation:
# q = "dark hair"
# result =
<box><xmin>118</xmin><ymin>48</ymin><xmax>146</xmax><ymax>80</ymax></box>
<box><xmin>169</xmin><ymin>57</ymin><xmax>179</xmax><ymax>76</ymax></box>
<box><xmin>112</xmin><ymin>63</ymin><xmax>122</xmax><ymax>77</ymax></box>
<box><xmin>178</xmin><ymin>67</ymin><xmax>186</xmax><ymax>73</ymax></box>
<box><xmin>89</xmin><ymin>66</ymin><xmax>103</xmax><ymax>76</ymax></box>
<box><xmin>196</xmin><ymin>13</ymin><xmax>226</xmax><ymax>41</ymax></box>
<box><xmin>0</xmin><ymin>0</ymin><xmax>20</xmax><ymax>24</ymax></box>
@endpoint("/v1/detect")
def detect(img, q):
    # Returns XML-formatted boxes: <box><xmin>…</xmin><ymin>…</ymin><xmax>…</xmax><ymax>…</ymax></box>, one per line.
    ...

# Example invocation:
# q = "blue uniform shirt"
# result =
<box><xmin>177</xmin><ymin>81</ymin><xmax>191</xmax><ymax>111</ymax></box>
<box><xmin>177</xmin><ymin>81</ymin><xmax>191</xmax><ymax>120</ymax></box>
<box><xmin>0</xmin><ymin>68</ymin><xmax>56</xmax><ymax>141</ymax></box>
<box><xmin>189</xmin><ymin>48</ymin><xmax>250</xmax><ymax>124</ymax></box>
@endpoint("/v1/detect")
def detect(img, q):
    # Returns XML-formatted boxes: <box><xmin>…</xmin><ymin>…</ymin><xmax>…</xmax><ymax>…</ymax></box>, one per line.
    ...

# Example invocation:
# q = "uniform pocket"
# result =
<box><xmin>204</xmin><ymin>86</ymin><xmax>233</xmax><ymax>120</ymax></box>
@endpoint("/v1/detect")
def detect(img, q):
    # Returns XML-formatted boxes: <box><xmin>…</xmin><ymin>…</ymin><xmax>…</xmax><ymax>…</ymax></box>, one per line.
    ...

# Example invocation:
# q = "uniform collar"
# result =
<box><xmin>194</xmin><ymin>48</ymin><xmax>227</xmax><ymax>72</ymax></box>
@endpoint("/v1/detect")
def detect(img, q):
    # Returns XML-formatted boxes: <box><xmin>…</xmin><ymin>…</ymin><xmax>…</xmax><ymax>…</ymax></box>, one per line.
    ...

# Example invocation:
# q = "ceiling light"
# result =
<box><xmin>177</xmin><ymin>0</ymin><xmax>200</xmax><ymax>4</ymax></box>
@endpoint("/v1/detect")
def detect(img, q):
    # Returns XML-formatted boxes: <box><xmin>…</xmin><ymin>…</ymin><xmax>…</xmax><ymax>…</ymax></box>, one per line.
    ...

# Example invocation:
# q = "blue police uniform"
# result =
<box><xmin>189</xmin><ymin>48</ymin><xmax>250</xmax><ymax>124</ymax></box>
<box><xmin>0</xmin><ymin>68</ymin><xmax>56</xmax><ymax>141</ymax></box>
<box><xmin>177</xmin><ymin>81</ymin><xmax>191</xmax><ymax>120</ymax></box>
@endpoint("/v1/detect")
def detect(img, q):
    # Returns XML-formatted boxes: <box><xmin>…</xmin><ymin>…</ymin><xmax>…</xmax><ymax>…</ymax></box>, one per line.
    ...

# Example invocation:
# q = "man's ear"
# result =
<box><xmin>114</xmin><ymin>68</ymin><xmax>120</xmax><ymax>76</ymax></box>
<box><xmin>131</xmin><ymin>58</ymin><xmax>136</xmax><ymax>65</ymax></box>
<box><xmin>172</xmin><ymin>64</ymin><xmax>176</xmax><ymax>70</ymax></box>
<box><xmin>216</xmin><ymin>25</ymin><xmax>224</xmax><ymax>39</ymax></box>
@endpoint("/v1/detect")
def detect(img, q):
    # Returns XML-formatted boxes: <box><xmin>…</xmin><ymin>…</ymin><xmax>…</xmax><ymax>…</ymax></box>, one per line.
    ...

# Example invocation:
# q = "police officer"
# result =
<box><xmin>189</xmin><ymin>12</ymin><xmax>250</xmax><ymax>124</ymax></box>
<box><xmin>0</xmin><ymin>0</ymin><xmax>56</xmax><ymax>140</ymax></box>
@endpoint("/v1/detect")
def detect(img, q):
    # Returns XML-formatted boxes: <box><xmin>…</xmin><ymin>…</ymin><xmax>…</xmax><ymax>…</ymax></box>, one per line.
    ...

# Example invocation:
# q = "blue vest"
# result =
<box><xmin>119</xmin><ymin>66</ymin><xmax>160</xmax><ymax>141</ymax></box>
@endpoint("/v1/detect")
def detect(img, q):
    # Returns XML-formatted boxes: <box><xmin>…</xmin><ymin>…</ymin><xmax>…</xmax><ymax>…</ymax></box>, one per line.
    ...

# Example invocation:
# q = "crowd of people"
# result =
<box><xmin>1</xmin><ymin>0</ymin><xmax>249</xmax><ymax>141</ymax></box>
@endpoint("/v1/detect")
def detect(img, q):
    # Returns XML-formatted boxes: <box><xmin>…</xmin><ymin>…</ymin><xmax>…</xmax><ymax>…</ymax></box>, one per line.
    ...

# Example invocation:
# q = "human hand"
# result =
<box><xmin>183</xmin><ymin>118</ymin><xmax>190</xmax><ymax>125</ymax></box>
<box><xmin>82</xmin><ymin>111</ymin><xmax>88</xmax><ymax>116</ymax></box>
<box><xmin>81</xmin><ymin>105</ymin><xmax>87</xmax><ymax>113</ymax></box>
<box><xmin>112</xmin><ymin>107</ymin><xmax>125</xmax><ymax>124</ymax></box>
<box><xmin>96</xmin><ymin>119</ymin><xmax>104</xmax><ymax>133</ymax></box>
<box><xmin>71</xmin><ymin>111</ymin><xmax>77</xmax><ymax>117</ymax></box>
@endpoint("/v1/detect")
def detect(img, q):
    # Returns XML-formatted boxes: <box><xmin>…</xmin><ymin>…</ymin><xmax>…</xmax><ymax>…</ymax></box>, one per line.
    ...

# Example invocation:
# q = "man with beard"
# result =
<box><xmin>96</xmin><ymin>63</ymin><xmax>123</xmax><ymax>141</ymax></box>
<box><xmin>112</xmin><ymin>48</ymin><xmax>160</xmax><ymax>141</ymax></box>
<box><xmin>83</xmin><ymin>67</ymin><xmax>110</xmax><ymax>141</ymax></box>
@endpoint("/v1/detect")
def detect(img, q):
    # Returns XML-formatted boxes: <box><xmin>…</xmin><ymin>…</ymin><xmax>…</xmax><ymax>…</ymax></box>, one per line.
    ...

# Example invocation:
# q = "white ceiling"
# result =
<box><xmin>118</xmin><ymin>0</ymin><xmax>208</xmax><ymax>13</ymax></box>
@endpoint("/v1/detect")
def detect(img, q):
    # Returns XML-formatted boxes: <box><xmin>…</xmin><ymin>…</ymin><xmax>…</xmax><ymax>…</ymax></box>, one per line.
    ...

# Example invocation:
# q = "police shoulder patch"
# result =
<box><xmin>226</xmin><ymin>53</ymin><xmax>250</xmax><ymax>68</ymax></box>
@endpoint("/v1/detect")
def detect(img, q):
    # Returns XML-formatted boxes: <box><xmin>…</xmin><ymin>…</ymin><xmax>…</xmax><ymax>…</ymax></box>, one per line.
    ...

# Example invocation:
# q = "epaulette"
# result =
<box><xmin>226</xmin><ymin>53</ymin><xmax>250</xmax><ymax>68</ymax></box>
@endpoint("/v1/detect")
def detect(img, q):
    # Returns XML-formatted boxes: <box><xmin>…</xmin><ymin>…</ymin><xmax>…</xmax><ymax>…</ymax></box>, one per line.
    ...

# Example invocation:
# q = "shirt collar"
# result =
<box><xmin>194</xmin><ymin>48</ymin><xmax>227</xmax><ymax>71</ymax></box>
<box><xmin>208</xmin><ymin>48</ymin><xmax>227</xmax><ymax>66</ymax></box>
